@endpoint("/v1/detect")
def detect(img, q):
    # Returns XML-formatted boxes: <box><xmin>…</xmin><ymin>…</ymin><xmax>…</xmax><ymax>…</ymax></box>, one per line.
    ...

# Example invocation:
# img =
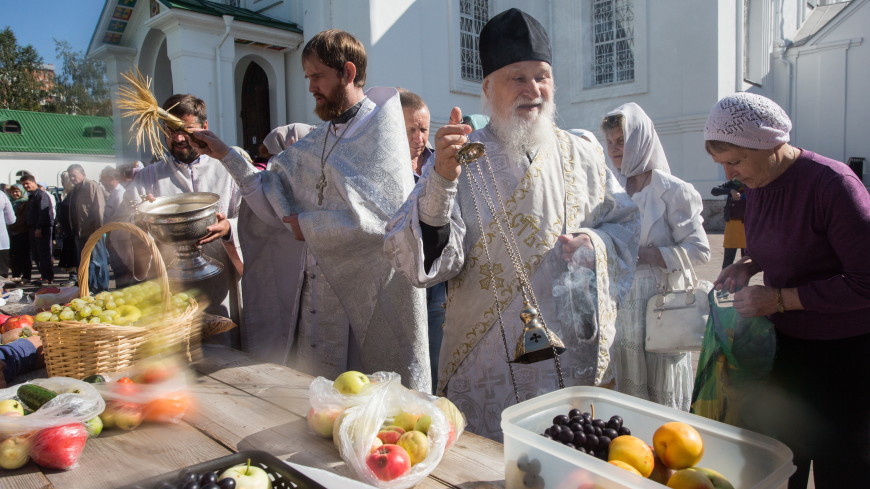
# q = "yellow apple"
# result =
<box><xmin>667</xmin><ymin>467</ymin><xmax>716</xmax><ymax>489</ymax></box>
<box><xmin>397</xmin><ymin>430</ymin><xmax>429</xmax><ymax>465</ymax></box>
<box><xmin>0</xmin><ymin>433</ymin><xmax>32</xmax><ymax>470</ymax></box>
<box><xmin>393</xmin><ymin>411</ymin><xmax>422</xmax><ymax>432</ymax></box>
<box><xmin>609</xmin><ymin>460</ymin><xmax>643</xmax><ymax>476</ymax></box>
<box><xmin>307</xmin><ymin>407</ymin><xmax>343</xmax><ymax>438</ymax></box>
<box><xmin>332</xmin><ymin>371</ymin><xmax>370</xmax><ymax>395</ymax></box>
<box><xmin>434</xmin><ymin>397</ymin><xmax>465</xmax><ymax>447</ymax></box>
<box><xmin>608</xmin><ymin>435</ymin><xmax>654</xmax><ymax>477</ymax></box>
<box><xmin>653</xmin><ymin>422</ymin><xmax>705</xmax><ymax>470</ymax></box>
<box><xmin>0</xmin><ymin>399</ymin><xmax>25</xmax><ymax>415</ymax></box>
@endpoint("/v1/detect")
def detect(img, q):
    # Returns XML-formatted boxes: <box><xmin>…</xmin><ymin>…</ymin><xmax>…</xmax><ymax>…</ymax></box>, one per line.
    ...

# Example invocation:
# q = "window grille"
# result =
<box><xmin>1</xmin><ymin>120</ymin><xmax>21</xmax><ymax>134</ymax></box>
<box><xmin>459</xmin><ymin>0</ymin><xmax>488</xmax><ymax>82</ymax></box>
<box><xmin>592</xmin><ymin>0</ymin><xmax>635</xmax><ymax>86</ymax></box>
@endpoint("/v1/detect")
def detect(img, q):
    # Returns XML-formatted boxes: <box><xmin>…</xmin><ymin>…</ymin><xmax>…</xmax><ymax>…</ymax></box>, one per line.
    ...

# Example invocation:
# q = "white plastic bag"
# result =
<box><xmin>332</xmin><ymin>374</ymin><xmax>451</xmax><ymax>489</ymax></box>
<box><xmin>32</xmin><ymin>286</ymin><xmax>81</xmax><ymax>312</ymax></box>
<box><xmin>0</xmin><ymin>377</ymin><xmax>105</xmax><ymax>437</ymax></box>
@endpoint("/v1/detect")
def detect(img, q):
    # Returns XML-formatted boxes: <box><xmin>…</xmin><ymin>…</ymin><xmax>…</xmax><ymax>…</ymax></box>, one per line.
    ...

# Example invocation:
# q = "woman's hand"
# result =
<box><xmin>733</xmin><ymin>285</ymin><xmax>778</xmax><ymax>317</ymax></box>
<box><xmin>714</xmin><ymin>257</ymin><xmax>759</xmax><ymax>293</ymax></box>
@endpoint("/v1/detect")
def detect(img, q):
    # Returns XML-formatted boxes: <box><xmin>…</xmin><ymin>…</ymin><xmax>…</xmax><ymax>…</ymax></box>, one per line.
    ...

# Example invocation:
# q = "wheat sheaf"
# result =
<box><xmin>117</xmin><ymin>68</ymin><xmax>189</xmax><ymax>159</ymax></box>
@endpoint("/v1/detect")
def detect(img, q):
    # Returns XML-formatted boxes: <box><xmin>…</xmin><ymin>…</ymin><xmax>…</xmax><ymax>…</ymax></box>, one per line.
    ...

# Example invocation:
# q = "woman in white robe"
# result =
<box><xmin>602</xmin><ymin>103</ymin><xmax>711</xmax><ymax>410</ymax></box>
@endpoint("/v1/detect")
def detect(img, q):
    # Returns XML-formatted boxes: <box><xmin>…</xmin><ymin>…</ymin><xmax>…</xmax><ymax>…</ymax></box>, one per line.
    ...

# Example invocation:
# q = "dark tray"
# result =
<box><xmin>118</xmin><ymin>450</ymin><xmax>328</xmax><ymax>489</ymax></box>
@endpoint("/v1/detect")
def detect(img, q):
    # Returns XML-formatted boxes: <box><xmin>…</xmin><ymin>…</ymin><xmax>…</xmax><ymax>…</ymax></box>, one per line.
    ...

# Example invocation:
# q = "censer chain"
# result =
<box><xmin>464</xmin><ymin>165</ymin><xmax>521</xmax><ymax>404</ymax></box>
<box><xmin>463</xmin><ymin>150</ymin><xmax>565</xmax><ymax>391</ymax></box>
<box><xmin>473</xmin><ymin>154</ymin><xmax>565</xmax><ymax>390</ymax></box>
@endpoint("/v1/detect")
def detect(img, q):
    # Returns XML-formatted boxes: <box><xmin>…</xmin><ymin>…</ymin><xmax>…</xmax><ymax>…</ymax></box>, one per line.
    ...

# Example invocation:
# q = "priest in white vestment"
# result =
<box><xmin>384</xmin><ymin>8</ymin><xmax>640</xmax><ymax>441</ymax></box>
<box><xmin>190</xmin><ymin>30</ymin><xmax>431</xmax><ymax>393</ymax></box>
<box><xmin>119</xmin><ymin>94</ymin><xmax>242</xmax><ymax>341</ymax></box>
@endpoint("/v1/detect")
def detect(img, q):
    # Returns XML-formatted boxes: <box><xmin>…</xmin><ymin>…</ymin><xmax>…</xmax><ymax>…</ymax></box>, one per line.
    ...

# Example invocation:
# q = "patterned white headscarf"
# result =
<box><xmin>604</xmin><ymin>102</ymin><xmax>670</xmax><ymax>181</ymax></box>
<box><xmin>704</xmin><ymin>92</ymin><xmax>791</xmax><ymax>149</ymax></box>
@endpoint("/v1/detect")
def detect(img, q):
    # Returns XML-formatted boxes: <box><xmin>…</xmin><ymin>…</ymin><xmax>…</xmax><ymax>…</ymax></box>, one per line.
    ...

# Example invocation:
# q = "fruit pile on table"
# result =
<box><xmin>541</xmin><ymin>410</ymin><xmax>734</xmax><ymax>488</ymax></box>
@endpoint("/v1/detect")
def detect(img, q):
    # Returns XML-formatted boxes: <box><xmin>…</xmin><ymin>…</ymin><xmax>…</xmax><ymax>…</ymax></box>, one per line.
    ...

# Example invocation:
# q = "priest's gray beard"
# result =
<box><xmin>484</xmin><ymin>95</ymin><xmax>556</xmax><ymax>157</ymax></box>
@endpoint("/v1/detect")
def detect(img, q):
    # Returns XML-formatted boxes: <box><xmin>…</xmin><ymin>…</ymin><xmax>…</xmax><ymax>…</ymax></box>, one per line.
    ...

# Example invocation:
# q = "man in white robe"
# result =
<box><xmin>191</xmin><ymin>30</ymin><xmax>431</xmax><ymax>393</ymax></box>
<box><xmin>119</xmin><ymin>94</ymin><xmax>242</xmax><ymax>340</ymax></box>
<box><xmin>384</xmin><ymin>8</ymin><xmax>640</xmax><ymax>441</ymax></box>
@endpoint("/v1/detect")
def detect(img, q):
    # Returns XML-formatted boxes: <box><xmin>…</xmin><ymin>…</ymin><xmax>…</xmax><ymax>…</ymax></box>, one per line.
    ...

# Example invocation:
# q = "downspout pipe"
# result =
<box><xmin>215</xmin><ymin>15</ymin><xmax>233</xmax><ymax>140</ymax></box>
<box><xmin>736</xmin><ymin>0</ymin><xmax>745</xmax><ymax>92</ymax></box>
<box><xmin>774</xmin><ymin>0</ymin><xmax>794</xmax><ymax>114</ymax></box>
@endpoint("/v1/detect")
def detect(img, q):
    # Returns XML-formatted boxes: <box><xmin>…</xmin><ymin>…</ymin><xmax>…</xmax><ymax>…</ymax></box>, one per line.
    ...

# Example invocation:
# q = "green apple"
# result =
<box><xmin>219</xmin><ymin>459</ymin><xmax>273</xmax><ymax>489</ymax></box>
<box><xmin>84</xmin><ymin>416</ymin><xmax>104</xmax><ymax>438</ymax></box>
<box><xmin>692</xmin><ymin>467</ymin><xmax>735</xmax><ymax>489</ymax></box>
<box><xmin>0</xmin><ymin>433</ymin><xmax>32</xmax><ymax>470</ymax></box>
<box><xmin>0</xmin><ymin>399</ymin><xmax>25</xmax><ymax>415</ymax></box>
<box><xmin>413</xmin><ymin>414</ymin><xmax>432</xmax><ymax>434</ymax></box>
<box><xmin>332</xmin><ymin>371</ymin><xmax>370</xmax><ymax>395</ymax></box>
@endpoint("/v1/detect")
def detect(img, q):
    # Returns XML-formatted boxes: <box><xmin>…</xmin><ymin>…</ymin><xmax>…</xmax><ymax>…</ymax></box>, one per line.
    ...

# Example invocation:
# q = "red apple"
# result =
<box><xmin>30</xmin><ymin>423</ymin><xmax>88</xmax><ymax>470</ymax></box>
<box><xmin>1</xmin><ymin>315</ymin><xmax>33</xmax><ymax>334</ymax></box>
<box><xmin>376</xmin><ymin>425</ymin><xmax>405</xmax><ymax>444</ymax></box>
<box><xmin>366</xmin><ymin>444</ymin><xmax>411</xmax><ymax>481</ymax></box>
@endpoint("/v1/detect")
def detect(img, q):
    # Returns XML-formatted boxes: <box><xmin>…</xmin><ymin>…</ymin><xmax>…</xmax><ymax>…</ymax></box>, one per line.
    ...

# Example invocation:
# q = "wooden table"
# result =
<box><xmin>2</xmin><ymin>345</ymin><xmax>505</xmax><ymax>489</ymax></box>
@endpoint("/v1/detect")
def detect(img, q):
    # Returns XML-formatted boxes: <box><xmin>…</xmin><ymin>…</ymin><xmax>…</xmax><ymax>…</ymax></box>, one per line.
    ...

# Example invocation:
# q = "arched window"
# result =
<box><xmin>2</xmin><ymin>120</ymin><xmax>22</xmax><ymax>134</ymax></box>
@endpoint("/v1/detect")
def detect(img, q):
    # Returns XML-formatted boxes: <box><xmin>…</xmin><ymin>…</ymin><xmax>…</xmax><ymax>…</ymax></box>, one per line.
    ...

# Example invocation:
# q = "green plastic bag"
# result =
<box><xmin>690</xmin><ymin>290</ymin><xmax>776</xmax><ymax>428</ymax></box>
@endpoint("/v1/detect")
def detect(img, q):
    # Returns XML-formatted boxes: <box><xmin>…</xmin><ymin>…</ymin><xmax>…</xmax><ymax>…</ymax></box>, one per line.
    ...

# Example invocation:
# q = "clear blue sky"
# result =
<box><xmin>0</xmin><ymin>0</ymin><xmax>107</xmax><ymax>69</ymax></box>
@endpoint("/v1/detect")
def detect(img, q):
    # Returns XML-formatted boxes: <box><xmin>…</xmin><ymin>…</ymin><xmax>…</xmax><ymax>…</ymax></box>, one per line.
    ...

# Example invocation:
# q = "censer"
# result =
<box><xmin>456</xmin><ymin>142</ymin><xmax>566</xmax><ymax>398</ymax></box>
<box><xmin>117</xmin><ymin>69</ymin><xmax>223</xmax><ymax>282</ymax></box>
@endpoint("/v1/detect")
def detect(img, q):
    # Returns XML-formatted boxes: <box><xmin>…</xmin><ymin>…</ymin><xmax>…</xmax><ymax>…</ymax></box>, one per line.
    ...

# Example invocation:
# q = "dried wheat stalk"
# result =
<box><xmin>117</xmin><ymin>68</ymin><xmax>188</xmax><ymax>158</ymax></box>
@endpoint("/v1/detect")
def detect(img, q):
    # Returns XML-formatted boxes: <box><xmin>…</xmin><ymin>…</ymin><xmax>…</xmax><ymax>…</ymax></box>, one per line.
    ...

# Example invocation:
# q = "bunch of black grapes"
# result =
<box><xmin>541</xmin><ymin>408</ymin><xmax>631</xmax><ymax>460</ymax></box>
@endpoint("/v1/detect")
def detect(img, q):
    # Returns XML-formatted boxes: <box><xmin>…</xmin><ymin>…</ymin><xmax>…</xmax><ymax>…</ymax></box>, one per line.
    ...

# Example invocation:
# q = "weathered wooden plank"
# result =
<box><xmin>0</xmin><ymin>467</ymin><xmax>53</xmax><ymax>489</ymax></box>
<box><xmin>42</xmin><ymin>422</ymin><xmax>231</xmax><ymax>489</ymax></box>
<box><xmin>195</xmin><ymin>345</ymin><xmax>505</xmax><ymax>488</ymax></box>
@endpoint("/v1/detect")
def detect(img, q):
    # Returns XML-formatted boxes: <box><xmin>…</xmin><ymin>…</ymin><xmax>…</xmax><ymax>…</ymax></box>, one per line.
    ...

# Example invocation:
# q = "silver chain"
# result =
<box><xmin>461</xmin><ymin>146</ymin><xmax>565</xmax><ymax>393</ymax></box>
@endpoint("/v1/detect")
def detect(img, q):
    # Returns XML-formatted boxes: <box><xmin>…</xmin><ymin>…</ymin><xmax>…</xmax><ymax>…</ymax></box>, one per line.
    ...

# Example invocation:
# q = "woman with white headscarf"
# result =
<box><xmin>602</xmin><ymin>103</ymin><xmax>710</xmax><ymax>410</ymax></box>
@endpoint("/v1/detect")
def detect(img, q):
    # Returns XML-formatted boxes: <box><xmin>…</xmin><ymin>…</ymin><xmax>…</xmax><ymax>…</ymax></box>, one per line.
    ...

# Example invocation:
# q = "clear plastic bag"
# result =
<box><xmin>90</xmin><ymin>355</ymin><xmax>194</xmax><ymax>426</ymax></box>
<box><xmin>32</xmin><ymin>286</ymin><xmax>80</xmax><ymax>312</ymax></box>
<box><xmin>0</xmin><ymin>377</ymin><xmax>105</xmax><ymax>437</ymax></box>
<box><xmin>309</xmin><ymin>372</ymin><xmax>465</xmax><ymax>489</ymax></box>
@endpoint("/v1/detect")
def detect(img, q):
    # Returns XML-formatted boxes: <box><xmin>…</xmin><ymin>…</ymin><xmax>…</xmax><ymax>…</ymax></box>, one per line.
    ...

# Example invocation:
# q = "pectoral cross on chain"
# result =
<box><xmin>316</xmin><ymin>175</ymin><xmax>327</xmax><ymax>205</ymax></box>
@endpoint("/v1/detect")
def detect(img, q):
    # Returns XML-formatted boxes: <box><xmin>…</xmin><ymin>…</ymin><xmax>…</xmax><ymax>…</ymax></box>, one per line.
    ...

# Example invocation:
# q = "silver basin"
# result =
<box><xmin>138</xmin><ymin>192</ymin><xmax>223</xmax><ymax>282</ymax></box>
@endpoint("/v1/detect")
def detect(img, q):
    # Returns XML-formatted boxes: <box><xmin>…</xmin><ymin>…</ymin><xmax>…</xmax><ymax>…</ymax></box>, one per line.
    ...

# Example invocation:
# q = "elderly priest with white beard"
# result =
<box><xmin>385</xmin><ymin>8</ymin><xmax>640</xmax><ymax>441</ymax></box>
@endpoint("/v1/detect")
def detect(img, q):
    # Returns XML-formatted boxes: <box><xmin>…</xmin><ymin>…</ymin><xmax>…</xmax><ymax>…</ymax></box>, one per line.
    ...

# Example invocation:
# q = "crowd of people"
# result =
<box><xmin>2</xmin><ymin>8</ymin><xmax>867</xmax><ymax>488</ymax></box>
<box><xmin>0</xmin><ymin>163</ymin><xmax>143</xmax><ymax>291</ymax></box>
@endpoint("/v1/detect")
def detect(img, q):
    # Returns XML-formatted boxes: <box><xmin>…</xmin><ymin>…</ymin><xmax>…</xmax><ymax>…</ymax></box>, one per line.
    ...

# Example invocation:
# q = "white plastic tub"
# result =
<box><xmin>501</xmin><ymin>387</ymin><xmax>794</xmax><ymax>489</ymax></box>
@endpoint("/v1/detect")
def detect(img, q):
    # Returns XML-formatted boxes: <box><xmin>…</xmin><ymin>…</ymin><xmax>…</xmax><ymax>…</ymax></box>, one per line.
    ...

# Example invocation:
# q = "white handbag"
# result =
<box><xmin>644</xmin><ymin>247</ymin><xmax>713</xmax><ymax>353</ymax></box>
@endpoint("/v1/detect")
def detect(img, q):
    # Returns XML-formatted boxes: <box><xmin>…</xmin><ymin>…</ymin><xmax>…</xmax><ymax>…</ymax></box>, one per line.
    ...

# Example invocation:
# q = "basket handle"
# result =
<box><xmin>77</xmin><ymin>222</ymin><xmax>171</xmax><ymax>307</ymax></box>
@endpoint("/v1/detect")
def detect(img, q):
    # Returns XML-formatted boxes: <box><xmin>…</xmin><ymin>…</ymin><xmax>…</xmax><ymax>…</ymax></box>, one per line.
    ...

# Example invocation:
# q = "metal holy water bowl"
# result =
<box><xmin>137</xmin><ymin>192</ymin><xmax>223</xmax><ymax>282</ymax></box>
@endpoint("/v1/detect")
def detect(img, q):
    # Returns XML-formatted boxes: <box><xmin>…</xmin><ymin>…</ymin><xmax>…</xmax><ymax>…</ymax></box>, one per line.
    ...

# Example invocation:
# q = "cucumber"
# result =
<box><xmin>17</xmin><ymin>384</ymin><xmax>58</xmax><ymax>411</ymax></box>
<box><xmin>82</xmin><ymin>374</ymin><xmax>106</xmax><ymax>383</ymax></box>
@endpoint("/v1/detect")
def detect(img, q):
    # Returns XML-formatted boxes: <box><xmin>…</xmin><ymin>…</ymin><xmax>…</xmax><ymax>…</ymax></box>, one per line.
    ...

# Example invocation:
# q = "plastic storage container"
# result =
<box><xmin>501</xmin><ymin>387</ymin><xmax>794</xmax><ymax>489</ymax></box>
<box><xmin>119</xmin><ymin>450</ymin><xmax>327</xmax><ymax>489</ymax></box>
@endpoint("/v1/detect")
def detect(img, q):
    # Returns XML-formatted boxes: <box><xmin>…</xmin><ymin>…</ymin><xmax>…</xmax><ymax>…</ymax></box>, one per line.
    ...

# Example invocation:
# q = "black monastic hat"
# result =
<box><xmin>479</xmin><ymin>8</ymin><xmax>552</xmax><ymax>78</ymax></box>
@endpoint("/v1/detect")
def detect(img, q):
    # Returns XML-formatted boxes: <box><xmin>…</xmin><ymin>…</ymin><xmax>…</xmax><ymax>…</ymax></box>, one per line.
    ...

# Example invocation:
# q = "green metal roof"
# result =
<box><xmin>157</xmin><ymin>0</ymin><xmax>302</xmax><ymax>32</ymax></box>
<box><xmin>0</xmin><ymin>109</ymin><xmax>115</xmax><ymax>155</ymax></box>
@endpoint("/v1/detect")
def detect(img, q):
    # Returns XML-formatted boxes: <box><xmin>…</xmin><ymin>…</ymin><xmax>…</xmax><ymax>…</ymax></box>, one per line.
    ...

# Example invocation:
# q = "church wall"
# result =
<box><xmin>786</xmin><ymin>0</ymin><xmax>869</xmax><ymax>180</ymax></box>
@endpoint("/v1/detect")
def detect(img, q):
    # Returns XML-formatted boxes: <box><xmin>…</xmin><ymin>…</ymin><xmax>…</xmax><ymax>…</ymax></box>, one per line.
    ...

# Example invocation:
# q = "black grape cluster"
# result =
<box><xmin>134</xmin><ymin>469</ymin><xmax>237</xmax><ymax>489</ymax></box>
<box><xmin>541</xmin><ymin>408</ymin><xmax>631</xmax><ymax>460</ymax></box>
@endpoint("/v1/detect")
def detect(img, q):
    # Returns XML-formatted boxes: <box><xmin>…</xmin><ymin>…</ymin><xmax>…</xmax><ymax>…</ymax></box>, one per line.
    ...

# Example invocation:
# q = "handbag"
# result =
<box><xmin>644</xmin><ymin>247</ymin><xmax>713</xmax><ymax>353</ymax></box>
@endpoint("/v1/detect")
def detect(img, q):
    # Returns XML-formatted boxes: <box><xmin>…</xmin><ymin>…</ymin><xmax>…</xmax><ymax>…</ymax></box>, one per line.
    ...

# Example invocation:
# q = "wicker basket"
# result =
<box><xmin>38</xmin><ymin>222</ymin><xmax>201</xmax><ymax>379</ymax></box>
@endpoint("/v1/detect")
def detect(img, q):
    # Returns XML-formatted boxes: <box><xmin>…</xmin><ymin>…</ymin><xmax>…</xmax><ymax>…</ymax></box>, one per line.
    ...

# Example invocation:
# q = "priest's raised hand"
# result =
<box><xmin>433</xmin><ymin>106</ymin><xmax>473</xmax><ymax>181</ymax></box>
